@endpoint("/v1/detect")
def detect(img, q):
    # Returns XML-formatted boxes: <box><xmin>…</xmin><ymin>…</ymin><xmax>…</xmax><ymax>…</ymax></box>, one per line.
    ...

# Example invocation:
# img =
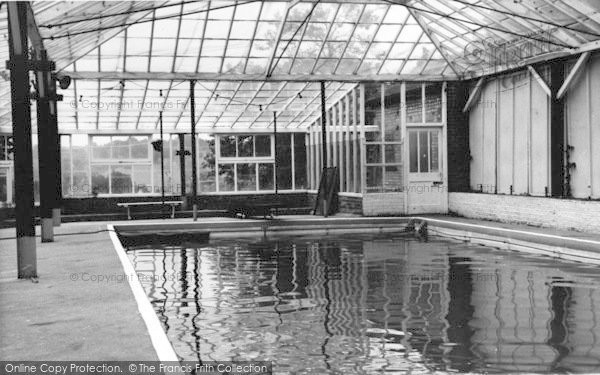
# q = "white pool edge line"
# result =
<box><xmin>107</xmin><ymin>224</ymin><xmax>180</xmax><ymax>362</ymax></box>
<box><xmin>413</xmin><ymin>217</ymin><xmax>600</xmax><ymax>246</ymax></box>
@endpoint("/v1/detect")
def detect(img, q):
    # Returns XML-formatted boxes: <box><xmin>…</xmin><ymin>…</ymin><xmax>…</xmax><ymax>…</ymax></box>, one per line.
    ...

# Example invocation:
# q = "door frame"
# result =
<box><xmin>401</xmin><ymin>82</ymin><xmax>449</xmax><ymax>214</ymax></box>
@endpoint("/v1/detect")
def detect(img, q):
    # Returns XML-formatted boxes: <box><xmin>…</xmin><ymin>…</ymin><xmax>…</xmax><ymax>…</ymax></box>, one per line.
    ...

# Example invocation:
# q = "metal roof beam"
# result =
<box><xmin>64</xmin><ymin>72</ymin><xmax>452</xmax><ymax>82</ymax></box>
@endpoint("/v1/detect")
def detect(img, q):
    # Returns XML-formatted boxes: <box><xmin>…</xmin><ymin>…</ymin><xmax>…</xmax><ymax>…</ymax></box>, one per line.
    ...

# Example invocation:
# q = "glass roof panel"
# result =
<box><xmin>0</xmin><ymin>0</ymin><xmax>598</xmax><ymax>133</ymax></box>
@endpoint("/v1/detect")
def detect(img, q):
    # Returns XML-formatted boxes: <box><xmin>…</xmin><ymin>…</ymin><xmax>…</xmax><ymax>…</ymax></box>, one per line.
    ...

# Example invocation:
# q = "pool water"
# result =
<box><xmin>126</xmin><ymin>234</ymin><xmax>600</xmax><ymax>374</ymax></box>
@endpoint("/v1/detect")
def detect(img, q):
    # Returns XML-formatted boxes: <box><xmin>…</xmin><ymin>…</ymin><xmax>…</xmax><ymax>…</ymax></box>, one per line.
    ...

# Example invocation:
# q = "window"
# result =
<box><xmin>364</xmin><ymin>83</ymin><xmax>381</xmax><ymax>128</ymax></box>
<box><xmin>90</xmin><ymin>135</ymin><xmax>152</xmax><ymax>195</ymax></box>
<box><xmin>220</xmin><ymin>135</ymin><xmax>236</xmax><ymax>157</ymax></box>
<box><xmin>293</xmin><ymin>134</ymin><xmax>307</xmax><ymax>189</ymax></box>
<box><xmin>217</xmin><ymin>134</ymin><xmax>275</xmax><ymax>192</ymax></box>
<box><xmin>406</xmin><ymin>83</ymin><xmax>423</xmax><ymax>123</ymax></box>
<box><xmin>409</xmin><ymin>129</ymin><xmax>441</xmax><ymax>174</ymax></box>
<box><xmin>276</xmin><ymin>133</ymin><xmax>292</xmax><ymax>190</ymax></box>
<box><xmin>0</xmin><ymin>135</ymin><xmax>13</xmax><ymax>161</ymax></box>
<box><xmin>406</xmin><ymin>83</ymin><xmax>443</xmax><ymax>124</ymax></box>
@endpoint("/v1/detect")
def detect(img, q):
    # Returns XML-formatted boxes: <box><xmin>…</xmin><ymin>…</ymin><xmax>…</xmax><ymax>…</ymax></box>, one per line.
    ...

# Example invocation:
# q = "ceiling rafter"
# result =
<box><xmin>154</xmin><ymin>2</ymin><xmax>186</xmax><ymax>131</ymax></box>
<box><xmin>376</xmin><ymin>9</ymin><xmax>411</xmax><ymax>75</ymax></box>
<box><xmin>265</xmin><ymin>0</ymin><xmax>296</xmax><ymax>77</ymax></box>
<box><xmin>308</xmin><ymin>3</ymin><xmax>342</xmax><ymax>75</ymax></box>
<box><xmin>329</xmin><ymin>3</ymin><xmax>366</xmax><ymax>75</ymax></box>
<box><xmin>135</xmin><ymin>9</ymin><xmax>157</xmax><ymax>130</ymax></box>
<box><xmin>115</xmin><ymin>28</ymin><xmax>128</xmax><ymax>131</ymax></box>
<box><xmin>352</xmin><ymin>4</ymin><xmax>392</xmax><ymax>75</ymax></box>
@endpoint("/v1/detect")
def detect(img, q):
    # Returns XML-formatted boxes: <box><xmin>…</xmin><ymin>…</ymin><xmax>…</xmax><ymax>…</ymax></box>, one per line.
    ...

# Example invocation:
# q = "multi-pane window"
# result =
<box><xmin>90</xmin><ymin>135</ymin><xmax>152</xmax><ymax>195</ymax></box>
<box><xmin>0</xmin><ymin>135</ymin><xmax>13</xmax><ymax>161</ymax></box>
<box><xmin>217</xmin><ymin>134</ymin><xmax>275</xmax><ymax>192</ymax></box>
<box><xmin>408</xmin><ymin>129</ymin><xmax>441</xmax><ymax>174</ymax></box>
<box><xmin>406</xmin><ymin>83</ymin><xmax>443</xmax><ymax>124</ymax></box>
<box><xmin>364</xmin><ymin>83</ymin><xmax>404</xmax><ymax>192</ymax></box>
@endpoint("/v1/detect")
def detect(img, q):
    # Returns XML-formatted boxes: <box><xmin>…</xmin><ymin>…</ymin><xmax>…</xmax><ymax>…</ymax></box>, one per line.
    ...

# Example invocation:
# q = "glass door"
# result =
<box><xmin>406</xmin><ymin>127</ymin><xmax>446</xmax><ymax>214</ymax></box>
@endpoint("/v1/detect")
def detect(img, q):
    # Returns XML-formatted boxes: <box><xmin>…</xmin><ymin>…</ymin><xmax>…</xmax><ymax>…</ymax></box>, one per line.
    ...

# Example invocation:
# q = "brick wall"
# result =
<box><xmin>446</xmin><ymin>82</ymin><xmax>470</xmax><ymax>192</ymax></box>
<box><xmin>362</xmin><ymin>193</ymin><xmax>405</xmax><ymax>216</ymax></box>
<box><xmin>339</xmin><ymin>194</ymin><xmax>363</xmax><ymax>214</ymax></box>
<box><xmin>60</xmin><ymin>193</ymin><xmax>309</xmax><ymax>215</ymax></box>
<box><xmin>193</xmin><ymin>192</ymin><xmax>309</xmax><ymax>210</ymax></box>
<box><xmin>449</xmin><ymin>192</ymin><xmax>600</xmax><ymax>233</ymax></box>
<box><xmin>306</xmin><ymin>192</ymin><xmax>363</xmax><ymax>215</ymax></box>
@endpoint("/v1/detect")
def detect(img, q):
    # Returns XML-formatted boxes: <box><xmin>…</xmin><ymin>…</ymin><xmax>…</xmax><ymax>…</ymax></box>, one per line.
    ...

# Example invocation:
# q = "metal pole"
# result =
<box><xmin>7</xmin><ymin>2</ymin><xmax>36</xmax><ymax>278</ymax></box>
<box><xmin>159</xmin><ymin>90</ymin><xmax>165</xmax><ymax>204</ymax></box>
<box><xmin>35</xmin><ymin>49</ymin><xmax>53</xmax><ymax>242</ymax></box>
<box><xmin>320</xmin><ymin>81</ymin><xmax>328</xmax><ymax>217</ymax></box>
<box><xmin>190</xmin><ymin>80</ymin><xmax>198</xmax><ymax>220</ymax></box>
<box><xmin>49</xmin><ymin>76</ymin><xmax>61</xmax><ymax>227</ymax></box>
<box><xmin>178</xmin><ymin>134</ymin><xmax>186</xmax><ymax>209</ymax></box>
<box><xmin>273</xmin><ymin>111</ymin><xmax>278</xmax><ymax>195</ymax></box>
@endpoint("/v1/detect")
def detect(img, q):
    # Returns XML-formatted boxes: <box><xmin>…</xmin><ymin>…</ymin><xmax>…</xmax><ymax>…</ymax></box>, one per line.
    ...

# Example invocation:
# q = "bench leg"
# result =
<box><xmin>126</xmin><ymin>207</ymin><xmax>131</xmax><ymax>220</ymax></box>
<box><xmin>171</xmin><ymin>205</ymin><xmax>175</xmax><ymax>219</ymax></box>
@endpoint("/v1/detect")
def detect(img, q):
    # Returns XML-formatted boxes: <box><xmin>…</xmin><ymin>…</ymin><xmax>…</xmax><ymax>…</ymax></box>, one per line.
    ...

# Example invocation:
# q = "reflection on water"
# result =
<box><xmin>127</xmin><ymin>234</ymin><xmax>600</xmax><ymax>374</ymax></box>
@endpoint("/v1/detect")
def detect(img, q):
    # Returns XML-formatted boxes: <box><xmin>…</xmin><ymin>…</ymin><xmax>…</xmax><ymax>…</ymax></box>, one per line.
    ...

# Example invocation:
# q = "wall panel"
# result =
<box><xmin>497</xmin><ymin>77</ymin><xmax>514</xmax><ymax>195</ymax></box>
<box><xmin>566</xmin><ymin>55</ymin><xmax>599</xmax><ymax>199</ymax></box>
<box><xmin>591</xmin><ymin>56</ymin><xmax>600</xmax><ymax>199</ymax></box>
<box><xmin>513</xmin><ymin>74</ymin><xmax>530</xmax><ymax>195</ymax></box>
<box><xmin>530</xmin><ymin>69</ymin><xmax>550</xmax><ymax>196</ymax></box>
<box><xmin>481</xmin><ymin>81</ymin><xmax>497</xmax><ymax>193</ymax></box>
<box><xmin>469</xmin><ymin>90</ymin><xmax>484</xmax><ymax>191</ymax></box>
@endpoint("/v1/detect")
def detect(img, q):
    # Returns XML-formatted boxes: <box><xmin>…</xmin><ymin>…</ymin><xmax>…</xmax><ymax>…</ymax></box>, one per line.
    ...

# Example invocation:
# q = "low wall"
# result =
<box><xmin>192</xmin><ymin>192</ymin><xmax>309</xmax><ymax>210</ymax></box>
<box><xmin>61</xmin><ymin>193</ymin><xmax>310</xmax><ymax>215</ymax></box>
<box><xmin>306</xmin><ymin>192</ymin><xmax>363</xmax><ymax>215</ymax></box>
<box><xmin>449</xmin><ymin>192</ymin><xmax>600</xmax><ymax>233</ymax></box>
<box><xmin>362</xmin><ymin>193</ymin><xmax>405</xmax><ymax>216</ymax></box>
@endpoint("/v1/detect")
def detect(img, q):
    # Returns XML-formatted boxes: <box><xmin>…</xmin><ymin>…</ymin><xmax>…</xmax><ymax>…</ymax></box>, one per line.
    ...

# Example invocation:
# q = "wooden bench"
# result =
<box><xmin>117</xmin><ymin>201</ymin><xmax>184</xmax><ymax>220</ymax></box>
<box><xmin>228</xmin><ymin>202</ymin><xmax>285</xmax><ymax>219</ymax></box>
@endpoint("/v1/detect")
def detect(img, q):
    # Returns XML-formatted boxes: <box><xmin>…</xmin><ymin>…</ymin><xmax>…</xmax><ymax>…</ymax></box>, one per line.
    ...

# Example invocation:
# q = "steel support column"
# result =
<box><xmin>50</xmin><ymin>79</ymin><xmax>61</xmax><ymax>227</ymax></box>
<box><xmin>7</xmin><ymin>1</ymin><xmax>36</xmax><ymax>278</ymax></box>
<box><xmin>320</xmin><ymin>81</ymin><xmax>328</xmax><ymax>217</ymax></box>
<box><xmin>35</xmin><ymin>49</ymin><xmax>54</xmax><ymax>242</ymax></box>
<box><xmin>550</xmin><ymin>61</ymin><xmax>566</xmax><ymax>197</ymax></box>
<box><xmin>190</xmin><ymin>80</ymin><xmax>198</xmax><ymax>220</ymax></box>
<box><xmin>178</xmin><ymin>134</ymin><xmax>187</xmax><ymax>209</ymax></box>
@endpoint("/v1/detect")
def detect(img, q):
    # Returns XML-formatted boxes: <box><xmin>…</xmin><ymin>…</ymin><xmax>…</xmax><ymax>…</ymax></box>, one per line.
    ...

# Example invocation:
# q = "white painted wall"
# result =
<box><xmin>469</xmin><ymin>68</ymin><xmax>551</xmax><ymax>196</ymax></box>
<box><xmin>565</xmin><ymin>52</ymin><xmax>600</xmax><ymax>199</ymax></box>
<box><xmin>469</xmin><ymin>52</ymin><xmax>600</xmax><ymax>200</ymax></box>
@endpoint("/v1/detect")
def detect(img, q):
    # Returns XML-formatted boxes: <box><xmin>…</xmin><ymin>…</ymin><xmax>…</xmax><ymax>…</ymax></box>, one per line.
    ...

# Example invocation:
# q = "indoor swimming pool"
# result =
<box><xmin>125</xmin><ymin>234</ymin><xmax>600</xmax><ymax>374</ymax></box>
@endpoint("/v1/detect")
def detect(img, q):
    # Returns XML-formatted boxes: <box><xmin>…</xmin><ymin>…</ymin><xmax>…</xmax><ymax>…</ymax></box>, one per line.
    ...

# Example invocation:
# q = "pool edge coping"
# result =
<box><xmin>107</xmin><ymin>224</ymin><xmax>180</xmax><ymax>363</ymax></box>
<box><xmin>416</xmin><ymin>217</ymin><xmax>600</xmax><ymax>264</ymax></box>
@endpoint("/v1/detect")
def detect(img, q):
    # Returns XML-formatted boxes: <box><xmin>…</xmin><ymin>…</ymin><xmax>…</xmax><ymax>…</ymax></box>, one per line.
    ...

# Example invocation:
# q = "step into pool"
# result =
<box><xmin>123</xmin><ymin>233</ymin><xmax>600</xmax><ymax>374</ymax></box>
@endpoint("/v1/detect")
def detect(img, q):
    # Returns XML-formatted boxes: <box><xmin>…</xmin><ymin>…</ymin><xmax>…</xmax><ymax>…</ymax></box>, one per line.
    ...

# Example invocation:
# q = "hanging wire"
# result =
<box><xmin>194</xmin><ymin>81</ymin><xmax>303</xmax><ymax>109</ymax></box>
<box><xmin>45</xmin><ymin>0</ymin><xmax>263</xmax><ymax>40</ymax></box>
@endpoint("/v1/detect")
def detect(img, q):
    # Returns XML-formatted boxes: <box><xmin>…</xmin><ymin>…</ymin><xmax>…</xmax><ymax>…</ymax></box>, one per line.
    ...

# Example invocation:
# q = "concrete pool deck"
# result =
<box><xmin>1</xmin><ymin>214</ymin><xmax>600</xmax><ymax>360</ymax></box>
